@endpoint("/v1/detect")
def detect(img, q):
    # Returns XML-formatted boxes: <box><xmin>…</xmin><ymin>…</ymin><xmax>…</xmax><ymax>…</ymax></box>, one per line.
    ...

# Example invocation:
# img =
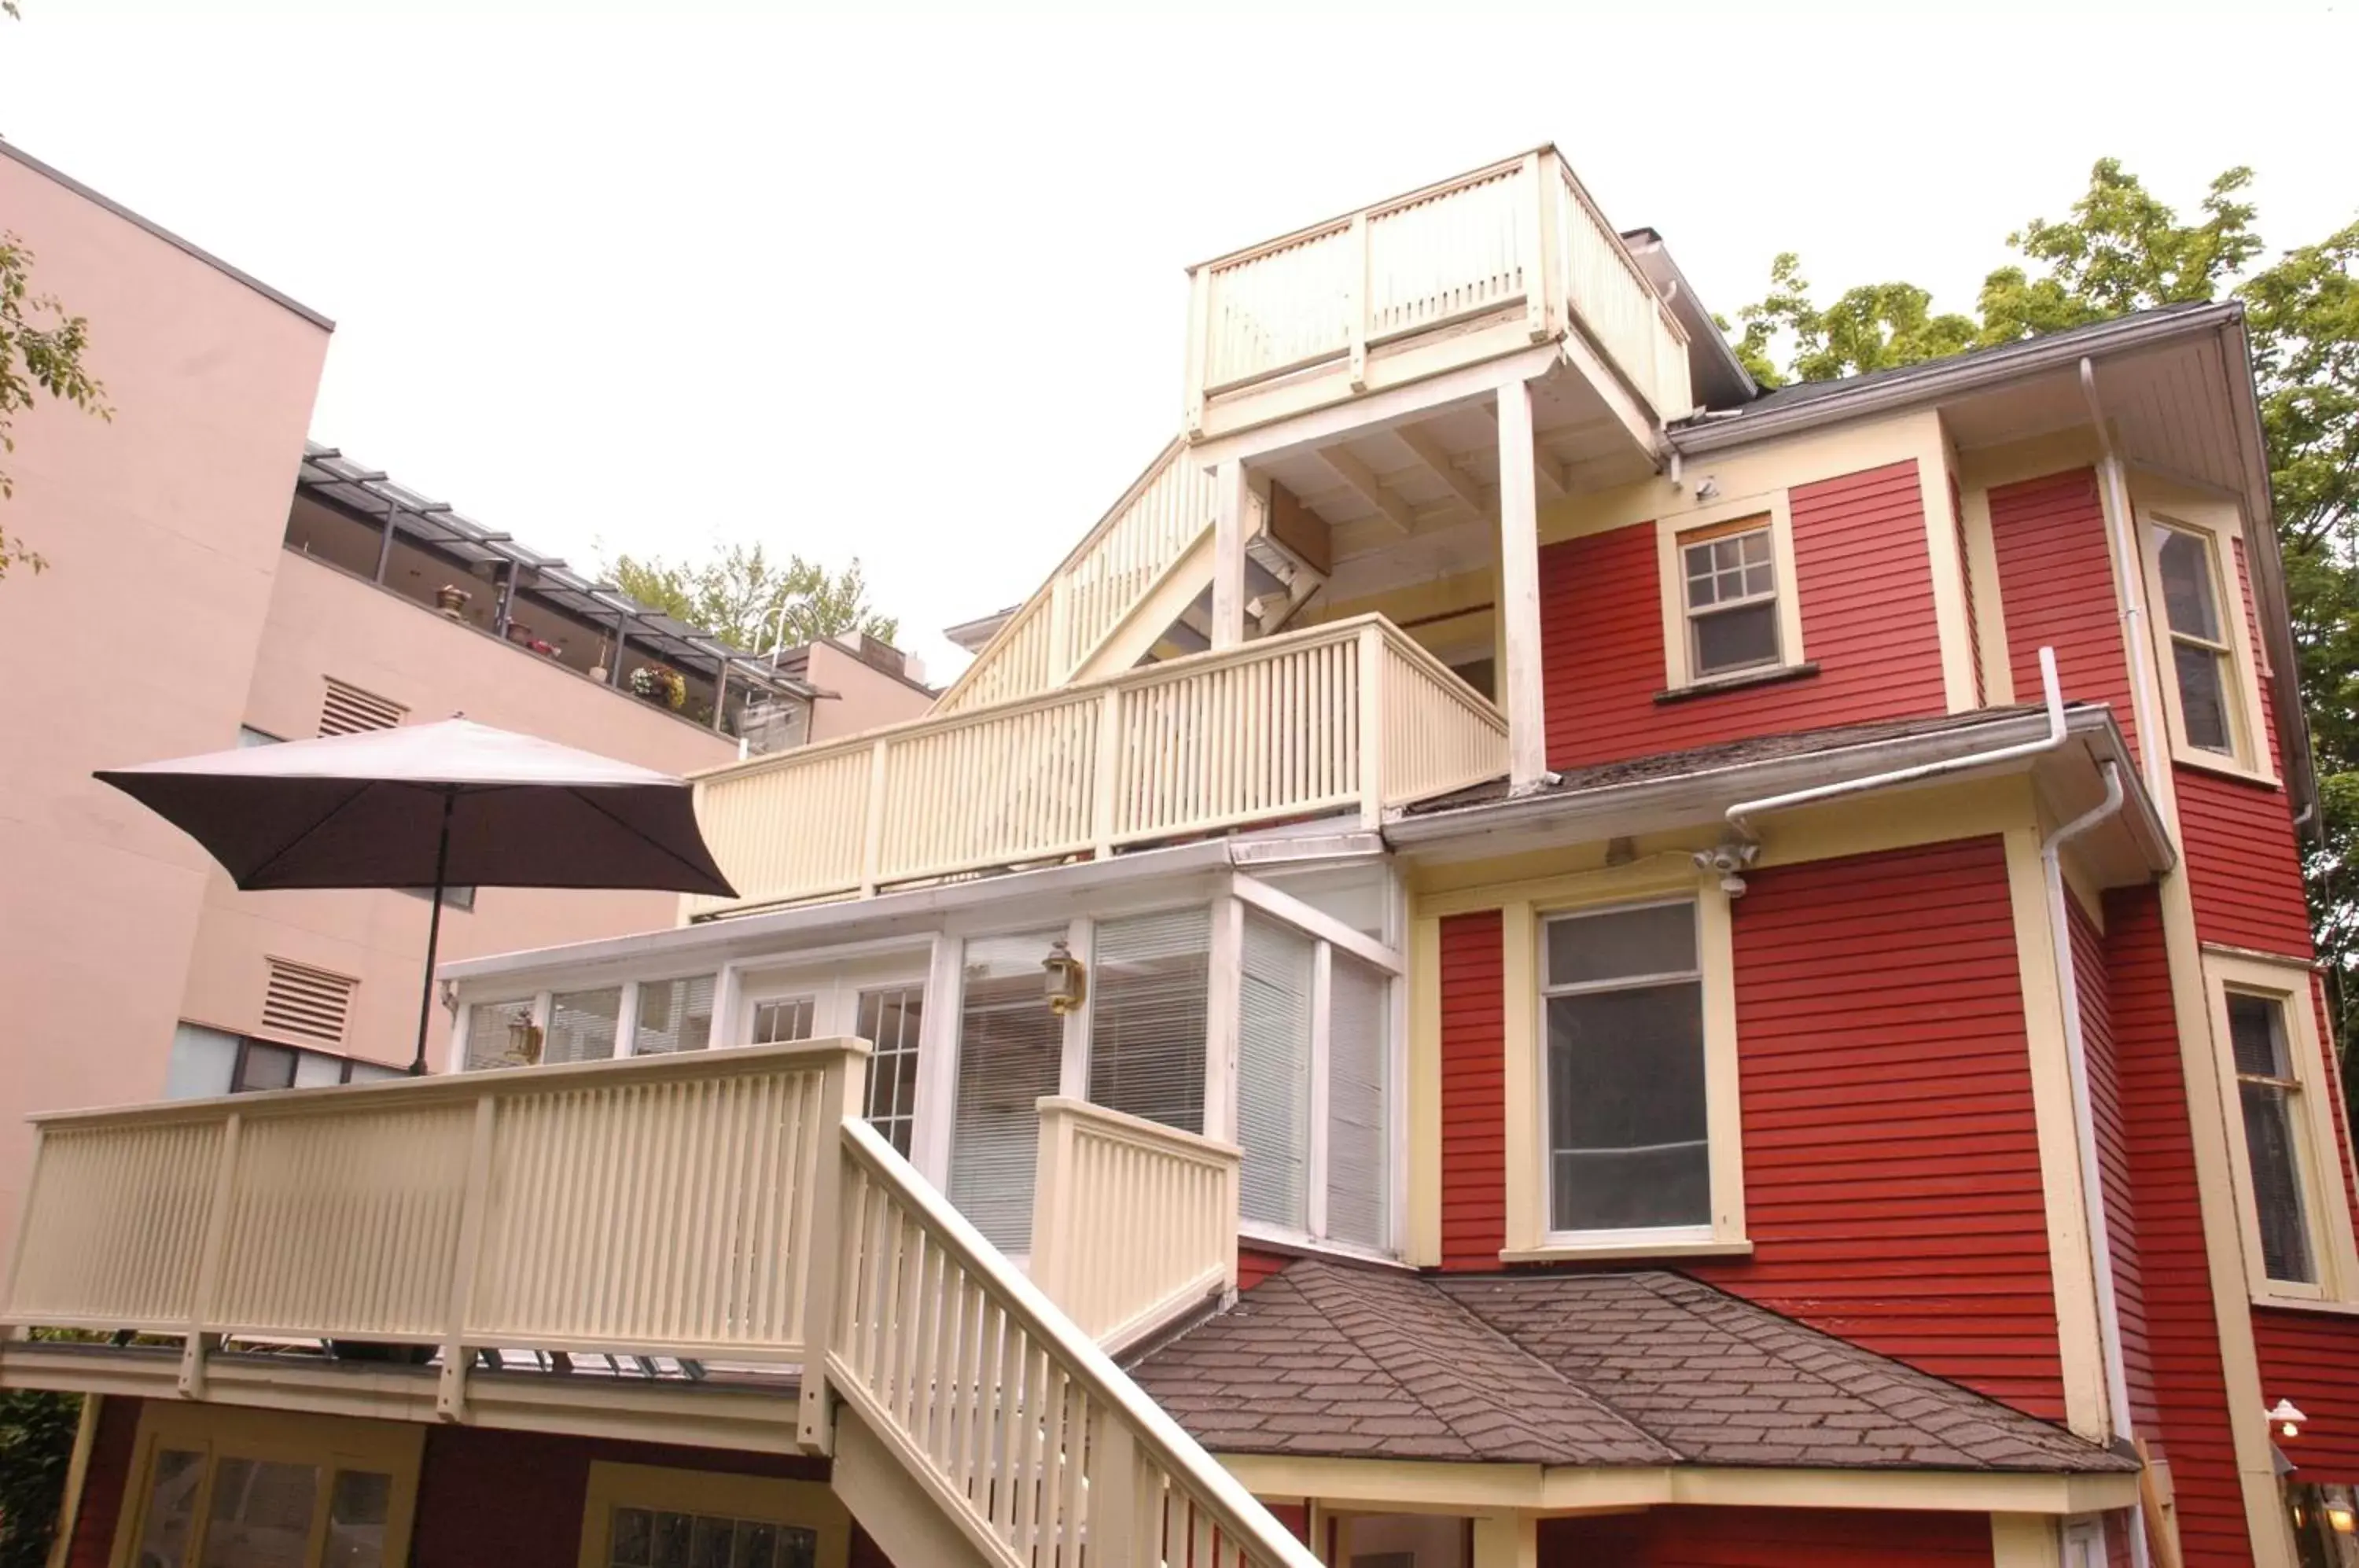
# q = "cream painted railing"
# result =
<box><xmin>689</xmin><ymin>615</ymin><xmax>1506</xmax><ymax>919</ymax></box>
<box><xmin>1185</xmin><ymin>145</ymin><xmax>1691</xmax><ymax>432</ymax></box>
<box><xmin>2</xmin><ymin>1041</ymin><xmax>867</xmax><ymax>1411</ymax></box>
<box><xmin>2</xmin><ymin>1050</ymin><xmax>1319</xmax><ymax>1568</ymax></box>
<box><xmin>937</xmin><ymin>440</ymin><xmax>1214</xmax><ymax>716</ymax></box>
<box><xmin>1027</xmin><ymin>1099</ymin><xmax>1238</xmax><ymax>1353</ymax></box>
<box><xmin>832</xmin><ymin>1118</ymin><xmax>1318</xmax><ymax>1568</ymax></box>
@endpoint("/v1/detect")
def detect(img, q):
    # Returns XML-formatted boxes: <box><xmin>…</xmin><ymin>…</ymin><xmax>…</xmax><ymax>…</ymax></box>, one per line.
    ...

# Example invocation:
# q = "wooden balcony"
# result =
<box><xmin>1184</xmin><ymin>145</ymin><xmax>1693</xmax><ymax>442</ymax></box>
<box><xmin>688</xmin><ymin>614</ymin><xmax>1506</xmax><ymax>919</ymax></box>
<box><xmin>2</xmin><ymin>1043</ymin><xmax>1310</xmax><ymax>1567</ymax></box>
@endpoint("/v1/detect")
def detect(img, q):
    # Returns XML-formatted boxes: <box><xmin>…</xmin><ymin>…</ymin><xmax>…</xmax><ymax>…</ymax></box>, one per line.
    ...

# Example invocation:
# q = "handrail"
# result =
<box><xmin>831</xmin><ymin>1117</ymin><xmax>1320</xmax><ymax>1568</ymax></box>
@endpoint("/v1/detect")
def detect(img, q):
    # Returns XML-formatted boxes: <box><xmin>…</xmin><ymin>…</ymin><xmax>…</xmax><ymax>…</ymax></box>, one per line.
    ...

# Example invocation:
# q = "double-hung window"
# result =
<box><xmin>1679</xmin><ymin>517</ymin><xmax>1782</xmax><ymax>679</ymax></box>
<box><xmin>2152</xmin><ymin>521</ymin><xmax>2239</xmax><ymax>756</ymax></box>
<box><xmin>2205</xmin><ymin>953</ymin><xmax>2358</xmax><ymax>1301</ymax></box>
<box><xmin>1541</xmin><ymin>900</ymin><xmax>1711</xmax><ymax>1238</ymax></box>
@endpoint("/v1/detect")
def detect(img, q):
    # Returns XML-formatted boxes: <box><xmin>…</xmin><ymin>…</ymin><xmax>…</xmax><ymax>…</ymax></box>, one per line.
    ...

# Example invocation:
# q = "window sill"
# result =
<box><xmin>2170</xmin><ymin>745</ymin><xmax>2281</xmax><ymax>790</ymax></box>
<box><xmin>1655</xmin><ymin>663</ymin><xmax>1820</xmax><ymax>706</ymax></box>
<box><xmin>1238</xmin><ymin>1223</ymin><xmax>1416</xmax><ymax>1273</ymax></box>
<box><xmin>2250</xmin><ymin>1291</ymin><xmax>2359</xmax><ymax>1317</ymax></box>
<box><xmin>1500</xmin><ymin>1238</ymin><xmax>1754</xmax><ymax>1264</ymax></box>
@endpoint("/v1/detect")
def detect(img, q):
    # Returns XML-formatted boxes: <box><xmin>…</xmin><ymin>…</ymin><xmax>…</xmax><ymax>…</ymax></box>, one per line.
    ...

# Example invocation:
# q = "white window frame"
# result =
<box><xmin>1495</xmin><ymin>867</ymin><xmax>1747</xmax><ymax>1262</ymax></box>
<box><xmin>2202</xmin><ymin>951</ymin><xmax>2359</xmax><ymax>1306</ymax></box>
<box><xmin>2136</xmin><ymin>505</ymin><xmax>2275</xmax><ymax>783</ymax></box>
<box><xmin>1228</xmin><ymin>873</ymin><xmax>1408</xmax><ymax>1261</ymax></box>
<box><xmin>1654</xmin><ymin>490</ymin><xmax>1806</xmax><ymax>693</ymax></box>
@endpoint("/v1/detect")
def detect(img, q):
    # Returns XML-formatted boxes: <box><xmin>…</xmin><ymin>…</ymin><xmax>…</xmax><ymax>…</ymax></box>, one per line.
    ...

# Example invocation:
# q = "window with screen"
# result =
<box><xmin>2153</xmin><ymin>521</ymin><xmax>2239</xmax><ymax>756</ymax></box>
<box><xmin>2229</xmin><ymin>990</ymin><xmax>2317</xmax><ymax>1285</ymax></box>
<box><xmin>1541</xmin><ymin>900</ymin><xmax>1709</xmax><ymax>1235</ymax></box>
<box><xmin>1678</xmin><ymin>517</ymin><xmax>1781</xmax><ymax>679</ymax></box>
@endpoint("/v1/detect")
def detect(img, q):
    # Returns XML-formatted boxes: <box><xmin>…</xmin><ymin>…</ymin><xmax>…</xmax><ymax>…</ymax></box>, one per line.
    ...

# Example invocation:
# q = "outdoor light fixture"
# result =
<box><xmin>1043</xmin><ymin>939</ymin><xmax>1087</xmax><ymax>1016</ymax></box>
<box><xmin>1692</xmin><ymin>839</ymin><xmax>1760</xmax><ymax>896</ymax></box>
<box><xmin>2269</xmin><ymin>1398</ymin><xmax>2308</xmax><ymax>1440</ymax></box>
<box><xmin>2331</xmin><ymin>1504</ymin><xmax>2357</xmax><ymax>1536</ymax></box>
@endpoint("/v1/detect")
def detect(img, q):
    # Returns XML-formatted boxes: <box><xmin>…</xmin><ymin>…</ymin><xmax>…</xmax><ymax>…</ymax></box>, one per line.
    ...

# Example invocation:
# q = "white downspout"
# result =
<box><xmin>2044</xmin><ymin>760</ymin><xmax>2148</xmax><ymax>1566</ymax></box>
<box><xmin>1727</xmin><ymin>646</ymin><xmax>2068</xmax><ymax>840</ymax></box>
<box><xmin>2080</xmin><ymin>359</ymin><xmax>2169</xmax><ymax>806</ymax></box>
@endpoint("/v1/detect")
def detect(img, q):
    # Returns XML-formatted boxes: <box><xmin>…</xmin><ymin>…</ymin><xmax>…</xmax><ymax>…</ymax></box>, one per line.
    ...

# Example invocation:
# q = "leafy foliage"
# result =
<box><xmin>606</xmin><ymin>543</ymin><xmax>900</xmax><ymax>653</ymax></box>
<box><xmin>0</xmin><ymin>230</ymin><xmax>111</xmax><ymax>580</ymax></box>
<box><xmin>0</xmin><ymin>1386</ymin><xmax>79</xmax><ymax>1568</ymax></box>
<box><xmin>1730</xmin><ymin>159</ymin><xmax>2359</xmax><ymax>1073</ymax></box>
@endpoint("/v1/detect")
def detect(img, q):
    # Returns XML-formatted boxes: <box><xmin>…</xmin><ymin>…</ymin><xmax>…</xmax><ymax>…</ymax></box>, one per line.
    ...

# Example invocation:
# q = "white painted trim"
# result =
<box><xmin>912</xmin><ymin>933</ymin><xmax>963</xmax><ymax>1188</ymax></box>
<box><xmin>1308</xmin><ymin>940</ymin><xmax>1333</xmax><ymax>1241</ymax></box>
<box><xmin>1495</xmin><ymin>379</ymin><xmax>1548</xmax><ymax>793</ymax></box>
<box><xmin>1205</xmin><ymin>896</ymin><xmax>1245</xmax><ymax>1146</ymax></box>
<box><xmin>1229</xmin><ymin>871</ymin><xmax>1406</xmax><ymax>975</ymax></box>
<box><xmin>1060</xmin><ymin>915</ymin><xmax>1095</xmax><ymax>1102</ymax></box>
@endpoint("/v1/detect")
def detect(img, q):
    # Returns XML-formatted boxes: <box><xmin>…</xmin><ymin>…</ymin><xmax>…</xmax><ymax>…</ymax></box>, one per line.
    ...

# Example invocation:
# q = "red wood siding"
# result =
<box><xmin>1987</xmin><ymin>468</ymin><xmax>2140</xmax><ymax>755</ymax></box>
<box><xmin>1439</xmin><ymin>910</ymin><xmax>1507</xmax><ymax>1271</ymax></box>
<box><xmin>1236</xmin><ymin>1247</ymin><xmax>1291</xmax><ymax>1291</ymax></box>
<box><xmin>1687</xmin><ymin>837</ymin><xmax>2066</xmax><ymax>1418</ymax></box>
<box><xmin>2074</xmin><ymin>896</ymin><xmax>2159</xmax><ymax>1432</ymax></box>
<box><xmin>1541</xmin><ymin>1504</ymin><xmax>1993</xmax><ymax>1566</ymax></box>
<box><xmin>1539</xmin><ymin>459</ymin><xmax>1947</xmax><ymax>770</ymax></box>
<box><xmin>59</xmin><ymin>1395</ymin><xmax>139</xmax><ymax>1568</ymax></box>
<box><xmin>414</xmin><ymin>1427</ymin><xmax>838</xmax><ymax>1568</ymax></box>
<box><xmin>2177</xmin><ymin>536</ymin><xmax>2311</xmax><ymax>958</ymax></box>
<box><xmin>2106</xmin><ymin>885</ymin><xmax>2253</xmax><ymax>1568</ymax></box>
<box><xmin>2254</xmin><ymin>1305</ymin><xmax>2359</xmax><ymax>1482</ymax></box>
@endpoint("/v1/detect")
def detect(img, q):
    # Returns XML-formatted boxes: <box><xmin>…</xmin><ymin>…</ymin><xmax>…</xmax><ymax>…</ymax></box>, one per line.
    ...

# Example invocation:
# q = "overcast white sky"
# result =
<box><xmin>3</xmin><ymin>2</ymin><xmax>2353</xmax><ymax>682</ymax></box>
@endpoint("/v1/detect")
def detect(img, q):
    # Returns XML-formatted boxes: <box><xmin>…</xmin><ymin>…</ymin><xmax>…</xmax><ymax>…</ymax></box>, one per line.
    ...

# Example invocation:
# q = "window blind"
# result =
<box><xmin>545</xmin><ymin>987</ymin><xmax>622</xmax><ymax>1065</ymax></box>
<box><xmin>1326</xmin><ymin>955</ymin><xmax>1389</xmax><ymax>1250</ymax></box>
<box><xmin>632</xmin><ymin>975</ymin><xmax>716</xmax><ymax>1055</ymax></box>
<box><xmin>949</xmin><ymin>933</ymin><xmax>1065</xmax><ymax>1253</ymax></box>
<box><xmin>1238</xmin><ymin>915</ymin><xmax>1312</xmax><ymax>1229</ymax></box>
<box><xmin>1089</xmin><ymin>907</ymin><xmax>1209</xmax><ymax>1134</ymax></box>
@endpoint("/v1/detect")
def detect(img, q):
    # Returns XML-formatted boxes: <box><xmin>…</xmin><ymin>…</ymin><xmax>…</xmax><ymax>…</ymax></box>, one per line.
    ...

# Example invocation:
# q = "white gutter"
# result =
<box><xmin>2042</xmin><ymin>759</ymin><xmax>2147</xmax><ymax>1567</ymax></box>
<box><xmin>1724</xmin><ymin>647</ymin><xmax>2068</xmax><ymax>840</ymax></box>
<box><xmin>2079</xmin><ymin>359</ymin><xmax>2171</xmax><ymax>808</ymax></box>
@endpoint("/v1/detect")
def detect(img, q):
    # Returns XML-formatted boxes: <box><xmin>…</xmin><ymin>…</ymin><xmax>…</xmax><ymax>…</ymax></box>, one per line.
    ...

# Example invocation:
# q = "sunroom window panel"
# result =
<box><xmin>631</xmin><ymin>975</ymin><xmax>716</xmax><ymax>1055</ymax></box>
<box><xmin>949</xmin><ymin>933</ymin><xmax>1065</xmax><ymax>1253</ymax></box>
<box><xmin>1089</xmin><ymin>908</ymin><xmax>1209</xmax><ymax>1134</ymax></box>
<box><xmin>750</xmin><ymin>996</ymin><xmax>817</xmax><ymax>1045</ymax></box>
<box><xmin>1238</xmin><ymin>915</ymin><xmax>1313</xmax><ymax>1230</ymax></box>
<box><xmin>466</xmin><ymin>998</ymin><xmax>539</xmax><ymax>1069</ymax></box>
<box><xmin>546</xmin><ymin>988</ymin><xmax>622</xmax><ymax>1065</ymax></box>
<box><xmin>1326</xmin><ymin>955</ymin><xmax>1389</xmax><ymax>1250</ymax></box>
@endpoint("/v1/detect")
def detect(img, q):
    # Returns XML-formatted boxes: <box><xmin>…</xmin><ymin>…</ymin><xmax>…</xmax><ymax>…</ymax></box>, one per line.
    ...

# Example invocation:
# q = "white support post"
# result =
<box><xmin>1092</xmin><ymin>686</ymin><xmax>1124</xmax><ymax>859</ymax></box>
<box><xmin>1347</xmin><ymin>212</ymin><xmax>1371</xmax><ymax>392</ymax></box>
<box><xmin>613</xmin><ymin>980</ymin><xmax>640</xmax><ymax>1059</ymax></box>
<box><xmin>1212</xmin><ymin>458</ymin><xmax>1249</xmax><ymax>651</ymax></box>
<box><xmin>1495</xmin><ymin>380</ymin><xmax>1550</xmax><ymax>794</ymax></box>
<box><xmin>1059</xmin><ymin>916</ymin><xmax>1095</xmax><ymax>1102</ymax></box>
<box><xmin>911</xmin><ymin>934</ymin><xmax>963</xmax><ymax>1188</ymax></box>
<box><xmin>435</xmin><ymin>1094</ymin><xmax>499</xmax><ymax>1422</ymax></box>
<box><xmin>1086</xmin><ymin>1408</ymin><xmax>1139</xmax><ymax>1568</ymax></box>
<box><xmin>1184</xmin><ymin>268</ymin><xmax>1211</xmax><ymax>438</ymax></box>
<box><xmin>1204</xmin><ymin>896</ymin><xmax>1245</xmax><ymax>1145</ymax></box>
<box><xmin>1356</xmin><ymin>623</ymin><xmax>1386</xmax><ymax>829</ymax></box>
<box><xmin>1519</xmin><ymin>151</ymin><xmax>1551</xmax><ymax>342</ymax></box>
<box><xmin>797</xmin><ymin>1040</ymin><xmax>871</xmax><ymax>1456</ymax></box>
<box><xmin>178</xmin><ymin>1113</ymin><xmax>243</xmax><ymax>1399</ymax></box>
<box><xmin>858</xmin><ymin>738</ymin><xmax>890</xmax><ymax>896</ymax></box>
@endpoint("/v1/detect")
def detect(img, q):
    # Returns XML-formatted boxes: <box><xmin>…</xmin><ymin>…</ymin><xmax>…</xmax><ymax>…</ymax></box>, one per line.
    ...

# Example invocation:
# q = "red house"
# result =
<box><xmin>7</xmin><ymin>147</ymin><xmax>2348</xmax><ymax>1568</ymax></box>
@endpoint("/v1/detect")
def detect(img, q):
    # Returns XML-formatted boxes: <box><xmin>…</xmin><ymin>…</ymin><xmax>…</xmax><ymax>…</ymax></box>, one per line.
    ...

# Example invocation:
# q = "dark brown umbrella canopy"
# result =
<box><xmin>95</xmin><ymin>717</ymin><xmax>736</xmax><ymax>896</ymax></box>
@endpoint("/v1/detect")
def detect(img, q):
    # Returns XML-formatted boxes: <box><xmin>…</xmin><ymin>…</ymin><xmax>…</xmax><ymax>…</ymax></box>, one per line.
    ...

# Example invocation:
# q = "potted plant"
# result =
<box><xmin>436</xmin><ymin>583</ymin><xmax>470</xmax><ymax>619</ymax></box>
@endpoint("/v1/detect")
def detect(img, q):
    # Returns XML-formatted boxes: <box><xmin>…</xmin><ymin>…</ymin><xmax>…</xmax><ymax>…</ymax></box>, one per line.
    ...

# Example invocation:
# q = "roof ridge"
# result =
<box><xmin>1285</xmin><ymin>1261</ymin><xmax>1674</xmax><ymax>1462</ymax></box>
<box><xmin>1436</xmin><ymin>1272</ymin><xmax>1699</xmax><ymax>1464</ymax></box>
<box><xmin>1633</xmin><ymin>1272</ymin><xmax>2102</xmax><ymax>1456</ymax></box>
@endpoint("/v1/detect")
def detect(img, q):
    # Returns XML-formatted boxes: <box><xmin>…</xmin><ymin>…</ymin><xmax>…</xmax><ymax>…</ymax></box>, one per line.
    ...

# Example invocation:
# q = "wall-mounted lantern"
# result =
<box><xmin>2269</xmin><ymin>1398</ymin><xmax>2308</xmax><ymax>1440</ymax></box>
<box><xmin>1043</xmin><ymin>939</ymin><xmax>1087</xmax><ymax>1016</ymax></box>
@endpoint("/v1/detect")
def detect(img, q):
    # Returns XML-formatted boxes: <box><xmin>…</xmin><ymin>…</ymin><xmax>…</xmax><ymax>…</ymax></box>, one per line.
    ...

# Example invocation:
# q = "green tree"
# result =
<box><xmin>1730</xmin><ymin>159</ymin><xmax>2359</xmax><ymax>1072</ymax></box>
<box><xmin>0</xmin><ymin>230</ymin><xmax>111</xmax><ymax>580</ymax></box>
<box><xmin>605</xmin><ymin>543</ymin><xmax>900</xmax><ymax>653</ymax></box>
<box><xmin>0</xmin><ymin>1385</ymin><xmax>79</xmax><ymax>1568</ymax></box>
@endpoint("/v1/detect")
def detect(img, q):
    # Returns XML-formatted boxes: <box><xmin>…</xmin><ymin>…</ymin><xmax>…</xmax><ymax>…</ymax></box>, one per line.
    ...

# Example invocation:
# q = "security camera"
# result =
<box><xmin>1691</xmin><ymin>841</ymin><xmax>1759</xmax><ymax>896</ymax></box>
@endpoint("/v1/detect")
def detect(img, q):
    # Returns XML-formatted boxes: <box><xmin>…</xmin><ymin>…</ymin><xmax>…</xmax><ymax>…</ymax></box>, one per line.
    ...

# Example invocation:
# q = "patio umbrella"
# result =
<box><xmin>96</xmin><ymin>718</ymin><xmax>737</xmax><ymax>1074</ymax></box>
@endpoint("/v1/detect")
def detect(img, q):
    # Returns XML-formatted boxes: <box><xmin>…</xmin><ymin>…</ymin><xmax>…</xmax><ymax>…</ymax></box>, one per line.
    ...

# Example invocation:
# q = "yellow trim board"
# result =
<box><xmin>1223</xmin><ymin>1455</ymin><xmax>2138</xmax><ymax>1518</ymax></box>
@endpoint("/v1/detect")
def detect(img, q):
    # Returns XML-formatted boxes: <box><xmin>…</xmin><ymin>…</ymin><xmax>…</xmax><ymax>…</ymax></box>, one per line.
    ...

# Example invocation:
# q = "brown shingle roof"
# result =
<box><xmin>1128</xmin><ymin>1261</ymin><xmax>2133</xmax><ymax>1474</ymax></box>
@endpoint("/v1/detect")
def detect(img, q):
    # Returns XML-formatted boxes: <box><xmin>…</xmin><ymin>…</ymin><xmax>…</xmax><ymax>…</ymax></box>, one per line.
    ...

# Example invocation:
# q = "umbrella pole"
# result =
<box><xmin>410</xmin><ymin>790</ymin><xmax>455</xmax><ymax>1076</ymax></box>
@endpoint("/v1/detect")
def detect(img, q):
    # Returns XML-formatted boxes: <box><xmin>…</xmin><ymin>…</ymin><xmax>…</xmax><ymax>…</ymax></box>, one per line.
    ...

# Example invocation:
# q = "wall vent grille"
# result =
<box><xmin>318</xmin><ymin>677</ymin><xmax>407</xmax><ymax>737</ymax></box>
<box><xmin>261</xmin><ymin>958</ymin><xmax>358</xmax><ymax>1046</ymax></box>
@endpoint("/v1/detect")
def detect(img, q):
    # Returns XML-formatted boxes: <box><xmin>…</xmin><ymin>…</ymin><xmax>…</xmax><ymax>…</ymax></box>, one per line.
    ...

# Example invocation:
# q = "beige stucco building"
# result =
<box><xmin>0</xmin><ymin>138</ymin><xmax>930</xmax><ymax>1243</ymax></box>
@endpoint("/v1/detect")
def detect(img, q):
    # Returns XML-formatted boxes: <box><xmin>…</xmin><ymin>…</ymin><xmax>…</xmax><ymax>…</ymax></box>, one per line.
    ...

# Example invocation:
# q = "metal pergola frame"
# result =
<box><xmin>295</xmin><ymin>443</ymin><xmax>819</xmax><ymax>727</ymax></box>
